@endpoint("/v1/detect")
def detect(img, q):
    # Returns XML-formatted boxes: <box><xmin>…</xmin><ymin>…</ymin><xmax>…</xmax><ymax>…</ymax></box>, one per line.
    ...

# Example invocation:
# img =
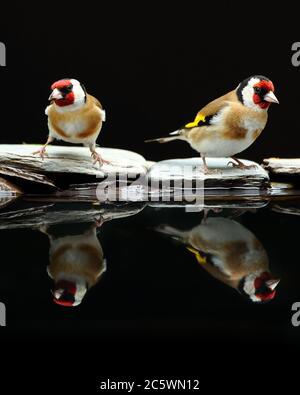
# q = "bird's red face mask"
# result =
<box><xmin>253</xmin><ymin>80</ymin><xmax>279</xmax><ymax>109</ymax></box>
<box><xmin>52</xmin><ymin>280</ymin><xmax>80</xmax><ymax>307</ymax></box>
<box><xmin>49</xmin><ymin>79</ymin><xmax>75</xmax><ymax>107</ymax></box>
<box><xmin>254</xmin><ymin>271</ymin><xmax>280</xmax><ymax>302</ymax></box>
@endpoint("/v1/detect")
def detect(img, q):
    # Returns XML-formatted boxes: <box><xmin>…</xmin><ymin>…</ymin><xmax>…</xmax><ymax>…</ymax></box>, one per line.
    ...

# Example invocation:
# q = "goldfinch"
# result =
<box><xmin>146</xmin><ymin>75</ymin><xmax>279</xmax><ymax>173</ymax></box>
<box><xmin>42</xmin><ymin>223</ymin><xmax>106</xmax><ymax>307</ymax></box>
<box><xmin>157</xmin><ymin>217</ymin><xmax>280</xmax><ymax>303</ymax></box>
<box><xmin>34</xmin><ymin>78</ymin><xmax>108</xmax><ymax>165</ymax></box>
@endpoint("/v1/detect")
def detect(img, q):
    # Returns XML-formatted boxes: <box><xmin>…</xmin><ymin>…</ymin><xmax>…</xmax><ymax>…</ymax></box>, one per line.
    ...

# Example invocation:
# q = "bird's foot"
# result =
<box><xmin>211</xmin><ymin>208</ymin><xmax>223</xmax><ymax>213</ymax></box>
<box><xmin>227</xmin><ymin>159</ymin><xmax>257</xmax><ymax>170</ymax></box>
<box><xmin>91</xmin><ymin>151</ymin><xmax>111</xmax><ymax>166</ymax></box>
<box><xmin>38</xmin><ymin>224</ymin><xmax>49</xmax><ymax>234</ymax></box>
<box><xmin>32</xmin><ymin>146</ymin><xmax>48</xmax><ymax>159</ymax></box>
<box><xmin>203</xmin><ymin>167</ymin><xmax>220</xmax><ymax>175</ymax></box>
<box><xmin>94</xmin><ymin>215</ymin><xmax>105</xmax><ymax>227</ymax></box>
<box><xmin>202</xmin><ymin>207</ymin><xmax>223</xmax><ymax>223</ymax></box>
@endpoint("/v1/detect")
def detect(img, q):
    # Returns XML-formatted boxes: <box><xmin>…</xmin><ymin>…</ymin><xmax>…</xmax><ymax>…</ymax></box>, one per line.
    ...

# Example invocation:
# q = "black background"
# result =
<box><xmin>1</xmin><ymin>3</ymin><xmax>299</xmax><ymax>163</ymax></box>
<box><xmin>1</xmin><ymin>2</ymin><xmax>299</xmax><ymax>389</ymax></box>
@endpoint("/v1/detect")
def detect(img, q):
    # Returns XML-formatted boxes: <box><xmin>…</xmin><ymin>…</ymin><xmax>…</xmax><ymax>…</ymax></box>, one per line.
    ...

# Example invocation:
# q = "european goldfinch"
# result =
<box><xmin>42</xmin><ymin>223</ymin><xmax>106</xmax><ymax>307</ymax></box>
<box><xmin>157</xmin><ymin>217</ymin><xmax>280</xmax><ymax>303</ymax></box>
<box><xmin>34</xmin><ymin>78</ymin><xmax>108</xmax><ymax>165</ymax></box>
<box><xmin>146</xmin><ymin>75</ymin><xmax>279</xmax><ymax>173</ymax></box>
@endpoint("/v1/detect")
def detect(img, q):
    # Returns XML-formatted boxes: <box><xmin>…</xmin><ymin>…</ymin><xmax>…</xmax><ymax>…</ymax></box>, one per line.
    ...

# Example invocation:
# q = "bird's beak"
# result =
<box><xmin>54</xmin><ymin>289</ymin><xmax>64</xmax><ymax>299</ymax></box>
<box><xmin>48</xmin><ymin>88</ymin><xmax>62</xmax><ymax>101</ymax></box>
<box><xmin>266</xmin><ymin>279</ymin><xmax>280</xmax><ymax>290</ymax></box>
<box><xmin>264</xmin><ymin>91</ymin><xmax>279</xmax><ymax>104</ymax></box>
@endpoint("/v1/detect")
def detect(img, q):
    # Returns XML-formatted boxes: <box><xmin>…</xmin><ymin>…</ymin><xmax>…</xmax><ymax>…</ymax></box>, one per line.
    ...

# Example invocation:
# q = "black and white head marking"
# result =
<box><xmin>238</xmin><ymin>272</ymin><xmax>262</xmax><ymax>302</ymax></box>
<box><xmin>236</xmin><ymin>75</ymin><xmax>270</xmax><ymax>111</ymax></box>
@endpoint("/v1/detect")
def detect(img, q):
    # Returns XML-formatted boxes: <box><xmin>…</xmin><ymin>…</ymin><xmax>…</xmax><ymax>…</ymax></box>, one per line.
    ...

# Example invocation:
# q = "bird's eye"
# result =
<box><xmin>254</xmin><ymin>86</ymin><xmax>261</xmax><ymax>94</ymax></box>
<box><xmin>59</xmin><ymin>84</ymin><xmax>73</xmax><ymax>94</ymax></box>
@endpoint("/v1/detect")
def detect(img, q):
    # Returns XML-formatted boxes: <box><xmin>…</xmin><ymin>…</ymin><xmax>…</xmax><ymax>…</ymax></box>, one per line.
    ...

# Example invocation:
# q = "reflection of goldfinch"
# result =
<box><xmin>44</xmin><ymin>223</ymin><xmax>106</xmax><ymax>307</ymax></box>
<box><xmin>34</xmin><ymin>78</ymin><xmax>108</xmax><ymax>165</ymax></box>
<box><xmin>157</xmin><ymin>217</ymin><xmax>280</xmax><ymax>303</ymax></box>
<box><xmin>146</xmin><ymin>75</ymin><xmax>278</xmax><ymax>173</ymax></box>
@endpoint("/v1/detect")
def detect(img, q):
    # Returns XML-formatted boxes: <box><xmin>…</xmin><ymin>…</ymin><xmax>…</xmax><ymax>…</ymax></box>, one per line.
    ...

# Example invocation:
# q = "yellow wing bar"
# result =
<box><xmin>185</xmin><ymin>113</ymin><xmax>206</xmax><ymax>128</ymax></box>
<box><xmin>186</xmin><ymin>246</ymin><xmax>207</xmax><ymax>265</ymax></box>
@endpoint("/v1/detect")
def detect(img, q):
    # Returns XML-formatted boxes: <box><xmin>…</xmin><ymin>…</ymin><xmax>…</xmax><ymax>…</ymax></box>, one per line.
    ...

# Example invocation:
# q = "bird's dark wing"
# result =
<box><xmin>186</xmin><ymin>246</ymin><xmax>222</xmax><ymax>271</ymax></box>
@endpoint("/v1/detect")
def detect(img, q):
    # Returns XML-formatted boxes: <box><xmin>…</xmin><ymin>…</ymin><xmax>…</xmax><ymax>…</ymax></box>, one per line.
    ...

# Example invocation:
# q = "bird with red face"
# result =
<box><xmin>156</xmin><ymin>217</ymin><xmax>280</xmax><ymax>303</ymax></box>
<box><xmin>146</xmin><ymin>75</ymin><xmax>279</xmax><ymax>173</ymax></box>
<box><xmin>42</xmin><ymin>222</ymin><xmax>106</xmax><ymax>307</ymax></box>
<box><xmin>34</xmin><ymin>78</ymin><xmax>108</xmax><ymax>165</ymax></box>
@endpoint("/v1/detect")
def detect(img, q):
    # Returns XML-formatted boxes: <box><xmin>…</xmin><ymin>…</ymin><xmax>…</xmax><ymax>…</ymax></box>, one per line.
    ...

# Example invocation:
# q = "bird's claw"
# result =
<box><xmin>227</xmin><ymin>161</ymin><xmax>236</xmax><ymax>168</ymax></box>
<box><xmin>203</xmin><ymin>167</ymin><xmax>220</xmax><ymax>175</ymax></box>
<box><xmin>227</xmin><ymin>161</ymin><xmax>257</xmax><ymax>170</ymax></box>
<box><xmin>212</xmin><ymin>208</ymin><xmax>223</xmax><ymax>213</ymax></box>
<box><xmin>94</xmin><ymin>215</ymin><xmax>113</xmax><ymax>227</ymax></box>
<box><xmin>91</xmin><ymin>152</ymin><xmax>110</xmax><ymax>166</ymax></box>
<box><xmin>33</xmin><ymin>146</ymin><xmax>48</xmax><ymax>159</ymax></box>
<box><xmin>38</xmin><ymin>224</ymin><xmax>49</xmax><ymax>234</ymax></box>
<box><xmin>94</xmin><ymin>215</ymin><xmax>105</xmax><ymax>227</ymax></box>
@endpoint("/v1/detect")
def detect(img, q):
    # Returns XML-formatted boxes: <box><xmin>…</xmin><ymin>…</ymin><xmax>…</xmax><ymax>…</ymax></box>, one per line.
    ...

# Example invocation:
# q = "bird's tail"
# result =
<box><xmin>145</xmin><ymin>129</ymin><xmax>183</xmax><ymax>144</ymax></box>
<box><xmin>155</xmin><ymin>225</ymin><xmax>186</xmax><ymax>241</ymax></box>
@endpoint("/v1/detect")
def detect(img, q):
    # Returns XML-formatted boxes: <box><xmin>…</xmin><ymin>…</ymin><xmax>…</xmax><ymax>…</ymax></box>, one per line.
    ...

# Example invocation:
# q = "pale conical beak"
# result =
<box><xmin>48</xmin><ymin>88</ymin><xmax>62</xmax><ymax>101</ymax></box>
<box><xmin>264</xmin><ymin>91</ymin><xmax>279</xmax><ymax>104</ymax></box>
<box><xmin>266</xmin><ymin>279</ymin><xmax>280</xmax><ymax>290</ymax></box>
<box><xmin>54</xmin><ymin>289</ymin><xmax>64</xmax><ymax>299</ymax></box>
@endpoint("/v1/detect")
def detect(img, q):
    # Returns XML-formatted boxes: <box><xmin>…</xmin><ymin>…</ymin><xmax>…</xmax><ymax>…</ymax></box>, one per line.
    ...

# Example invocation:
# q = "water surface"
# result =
<box><xmin>0</xmin><ymin>198</ymin><xmax>299</xmax><ymax>347</ymax></box>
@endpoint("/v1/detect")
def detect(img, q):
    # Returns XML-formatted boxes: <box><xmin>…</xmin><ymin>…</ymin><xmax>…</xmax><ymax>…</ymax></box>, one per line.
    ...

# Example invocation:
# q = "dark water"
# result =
<box><xmin>0</xmin><ymin>198</ymin><xmax>299</xmax><ymax>349</ymax></box>
<box><xmin>0</xmin><ymin>198</ymin><xmax>299</xmax><ymax>389</ymax></box>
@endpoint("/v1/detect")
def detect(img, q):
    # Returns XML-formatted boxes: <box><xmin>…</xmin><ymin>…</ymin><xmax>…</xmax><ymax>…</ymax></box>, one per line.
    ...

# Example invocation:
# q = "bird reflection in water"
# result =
<box><xmin>40</xmin><ymin>219</ymin><xmax>106</xmax><ymax>307</ymax></box>
<box><xmin>157</xmin><ymin>215</ymin><xmax>280</xmax><ymax>303</ymax></box>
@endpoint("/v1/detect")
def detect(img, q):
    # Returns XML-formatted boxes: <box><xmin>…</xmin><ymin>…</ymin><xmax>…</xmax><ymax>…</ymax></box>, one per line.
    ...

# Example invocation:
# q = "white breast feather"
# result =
<box><xmin>99</xmin><ymin>108</ymin><xmax>106</xmax><ymax>122</ymax></box>
<box><xmin>242</xmin><ymin>116</ymin><xmax>264</xmax><ymax>133</ymax></box>
<box><xmin>57</xmin><ymin>119</ymin><xmax>87</xmax><ymax>136</ymax></box>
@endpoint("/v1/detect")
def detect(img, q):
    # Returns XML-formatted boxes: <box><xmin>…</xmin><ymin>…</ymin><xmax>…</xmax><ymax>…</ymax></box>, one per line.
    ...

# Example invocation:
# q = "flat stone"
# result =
<box><xmin>0</xmin><ymin>144</ymin><xmax>148</xmax><ymax>177</ymax></box>
<box><xmin>0</xmin><ymin>144</ymin><xmax>149</xmax><ymax>191</ymax></box>
<box><xmin>0</xmin><ymin>201</ymin><xmax>145</xmax><ymax>230</ymax></box>
<box><xmin>0</xmin><ymin>146</ymin><xmax>270</xmax><ymax>199</ymax></box>
<box><xmin>147</xmin><ymin>158</ymin><xmax>269</xmax><ymax>189</ymax></box>
<box><xmin>0</xmin><ymin>176</ymin><xmax>22</xmax><ymax>194</ymax></box>
<box><xmin>271</xmin><ymin>204</ymin><xmax>300</xmax><ymax>216</ymax></box>
<box><xmin>263</xmin><ymin>158</ymin><xmax>300</xmax><ymax>175</ymax></box>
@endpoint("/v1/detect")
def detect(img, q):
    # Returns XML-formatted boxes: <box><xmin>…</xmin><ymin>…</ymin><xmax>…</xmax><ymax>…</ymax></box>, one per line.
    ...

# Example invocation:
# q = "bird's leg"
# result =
<box><xmin>38</xmin><ymin>224</ymin><xmax>49</xmax><ymax>235</ymax></box>
<box><xmin>202</xmin><ymin>207</ymin><xmax>222</xmax><ymax>223</ymax></box>
<box><xmin>227</xmin><ymin>157</ymin><xmax>257</xmax><ymax>170</ymax></box>
<box><xmin>33</xmin><ymin>136</ymin><xmax>54</xmax><ymax>159</ymax></box>
<box><xmin>201</xmin><ymin>154</ymin><xmax>209</xmax><ymax>174</ymax></box>
<box><xmin>202</xmin><ymin>208</ymin><xmax>209</xmax><ymax>223</ymax></box>
<box><xmin>94</xmin><ymin>215</ymin><xmax>106</xmax><ymax>227</ymax></box>
<box><xmin>200</xmin><ymin>154</ymin><xmax>219</xmax><ymax>174</ymax></box>
<box><xmin>89</xmin><ymin>144</ymin><xmax>111</xmax><ymax>166</ymax></box>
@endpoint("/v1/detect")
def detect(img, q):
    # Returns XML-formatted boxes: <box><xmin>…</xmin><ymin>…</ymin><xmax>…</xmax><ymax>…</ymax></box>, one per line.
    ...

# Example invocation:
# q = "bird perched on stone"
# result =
<box><xmin>34</xmin><ymin>78</ymin><xmax>108</xmax><ymax>165</ymax></box>
<box><xmin>156</xmin><ymin>216</ymin><xmax>280</xmax><ymax>303</ymax></box>
<box><xmin>146</xmin><ymin>75</ymin><xmax>279</xmax><ymax>173</ymax></box>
